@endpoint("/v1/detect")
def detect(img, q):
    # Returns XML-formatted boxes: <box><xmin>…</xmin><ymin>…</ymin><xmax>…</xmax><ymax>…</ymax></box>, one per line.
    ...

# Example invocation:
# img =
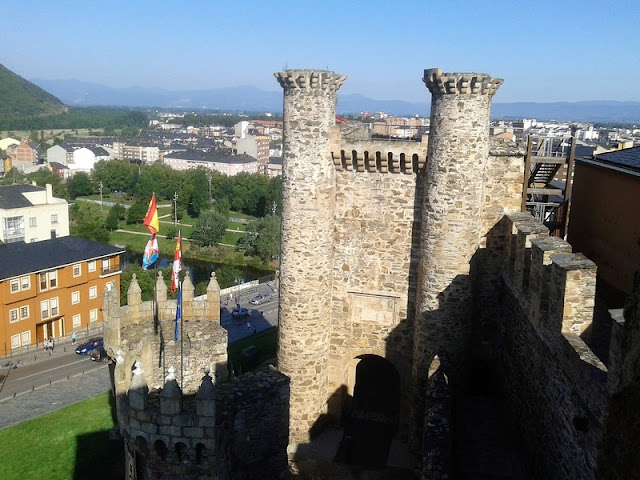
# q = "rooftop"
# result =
<box><xmin>0</xmin><ymin>236</ymin><xmax>125</xmax><ymax>280</ymax></box>
<box><xmin>0</xmin><ymin>184</ymin><xmax>44</xmax><ymax>209</ymax></box>
<box><xmin>594</xmin><ymin>146</ymin><xmax>640</xmax><ymax>173</ymax></box>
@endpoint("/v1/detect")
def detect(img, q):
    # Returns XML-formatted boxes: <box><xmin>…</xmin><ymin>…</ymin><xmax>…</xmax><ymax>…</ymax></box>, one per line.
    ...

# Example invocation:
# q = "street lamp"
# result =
<box><xmin>99</xmin><ymin>181</ymin><xmax>103</xmax><ymax>211</ymax></box>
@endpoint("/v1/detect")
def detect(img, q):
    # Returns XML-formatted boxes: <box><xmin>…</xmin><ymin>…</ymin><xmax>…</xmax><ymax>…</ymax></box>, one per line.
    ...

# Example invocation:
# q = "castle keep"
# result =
<box><xmin>104</xmin><ymin>68</ymin><xmax>640</xmax><ymax>479</ymax></box>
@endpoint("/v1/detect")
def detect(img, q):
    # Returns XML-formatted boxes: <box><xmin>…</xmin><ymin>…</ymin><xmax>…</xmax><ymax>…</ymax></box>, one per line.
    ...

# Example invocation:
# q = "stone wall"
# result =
<box><xmin>499</xmin><ymin>213</ymin><xmax>609</xmax><ymax>478</ymax></box>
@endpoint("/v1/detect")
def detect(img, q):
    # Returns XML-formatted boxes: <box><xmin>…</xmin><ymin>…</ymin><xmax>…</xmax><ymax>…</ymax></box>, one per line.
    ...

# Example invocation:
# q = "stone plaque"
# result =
<box><xmin>348</xmin><ymin>292</ymin><xmax>398</xmax><ymax>325</ymax></box>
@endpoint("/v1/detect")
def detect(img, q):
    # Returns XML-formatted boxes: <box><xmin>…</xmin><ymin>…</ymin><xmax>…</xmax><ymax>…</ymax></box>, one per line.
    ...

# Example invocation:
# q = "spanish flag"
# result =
<box><xmin>171</xmin><ymin>231</ymin><xmax>182</xmax><ymax>293</ymax></box>
<box><xmin>143</xmin><ymin>193</ymin><xmax>159</xmax><ymax>235</ymax></box>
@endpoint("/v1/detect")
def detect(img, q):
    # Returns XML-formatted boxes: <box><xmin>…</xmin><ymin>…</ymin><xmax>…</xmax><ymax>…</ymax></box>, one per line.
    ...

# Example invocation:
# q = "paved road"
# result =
<box><xmin>0</xmin><ymin>350</ymin><xmax>105</xmax><ymax>401</ymax></box>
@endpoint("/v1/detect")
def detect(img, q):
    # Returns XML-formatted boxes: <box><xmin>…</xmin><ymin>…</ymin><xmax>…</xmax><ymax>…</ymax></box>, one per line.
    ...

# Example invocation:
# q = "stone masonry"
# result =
<box><xmin>274</xmin><ymin>70</ymin><xmax>347</xmax><ymax>443</ymax></box>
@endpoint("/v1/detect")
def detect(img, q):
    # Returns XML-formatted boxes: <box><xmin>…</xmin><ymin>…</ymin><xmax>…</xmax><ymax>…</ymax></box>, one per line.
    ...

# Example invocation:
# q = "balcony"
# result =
<box><xmin>3</xmin><ymin>228</ymin><xmax>25</xmax><ymax>242</ymax></box>
<box><xmin>100</xmin><ymin>263</ymin><xmax>122</xmax><ymax>277</ymax></box>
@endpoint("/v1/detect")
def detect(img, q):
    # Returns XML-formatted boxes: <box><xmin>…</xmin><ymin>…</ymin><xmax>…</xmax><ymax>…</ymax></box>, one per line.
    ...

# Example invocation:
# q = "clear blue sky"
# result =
<box><xmin>1</xmin><ymin>0</ymin><xmax>639</xmax><ymax>103</ymax></box>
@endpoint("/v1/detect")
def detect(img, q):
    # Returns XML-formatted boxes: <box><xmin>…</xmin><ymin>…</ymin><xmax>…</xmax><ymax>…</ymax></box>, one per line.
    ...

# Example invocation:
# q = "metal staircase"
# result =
<box><xmin>521</xmin><ymin>136</ymin><xmax>576</xmax><ymax>238</ymax></box>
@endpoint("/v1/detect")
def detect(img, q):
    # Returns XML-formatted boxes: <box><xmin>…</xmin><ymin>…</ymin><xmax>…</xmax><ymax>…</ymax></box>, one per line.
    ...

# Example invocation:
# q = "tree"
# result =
<box><xmin>70</xmin><ymin>202</ymin><xmax>109</xmax><ymax>242</ymax></box>
<box><xmin>67</xmin><ymin>172</ymin><xmax>93</xmax><ymax>198</ymax></box>
<box><xmin>190</xmin><ymin>211</ymin><xmax>228</xmax><ymax>247</ymax></box>
<box><xmin>127</xmin><ymin>199</ymin><xmax>148</xmax><ymax>225</ymax></box>
<box><xmin>105</xmin><ymin>206</ymin><xmax>121</xmax><ymax>231</ymax></box>
<box><xmin>240</xmin><ymin>215</ymin><xmax>281</xmax><ymax>262</ymax></box>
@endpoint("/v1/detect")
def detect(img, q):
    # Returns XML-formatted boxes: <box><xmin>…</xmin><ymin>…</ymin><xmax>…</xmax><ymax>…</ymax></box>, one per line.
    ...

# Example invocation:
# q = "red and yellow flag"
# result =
<box><xmin>171</xmin><ymin>231</ymin><xmax>182</xmax><ymax>293</ymax></box>
<box><xmin>143</xmin><ymin>193</ymin><xmax>159</xmax><ymax>235</ymax></box>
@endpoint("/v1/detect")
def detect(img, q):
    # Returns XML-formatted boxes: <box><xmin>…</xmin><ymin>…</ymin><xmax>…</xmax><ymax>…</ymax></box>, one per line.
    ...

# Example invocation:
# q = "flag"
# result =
<box><xmin>143</xmin><ymin>193</ymin><xmax>159</xmax><ymax>235</ymax></box>
<box><xmin>174</xmin><ymin>282</ymin><xmax>182</xmax><ymax>341</ymax></box>
<box><xmin>170</xmin><ymin>231</ymin><xmax>182</xmax><ymax>293</ymax></box>
<box><xmin>142</xmin><ymin>234</ymin><xmax>159</xmax><ymax>270</ymax></box>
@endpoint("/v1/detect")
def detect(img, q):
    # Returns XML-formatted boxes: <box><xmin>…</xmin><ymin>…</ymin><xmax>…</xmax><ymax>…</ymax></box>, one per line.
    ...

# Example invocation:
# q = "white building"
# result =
<box><xmin>164</xmin><ymin>151</ymin><xmax>258</xmax><ymax>176</ymax></box>
<box><xmin>69</xmin><ymin>146</ymin><xmax>110</xmax><ymax>174</ymax></box>
<box><xmin>0</xmin><ymin>183</ymin><xmax>69</xmax><ymax>244</ymax></box>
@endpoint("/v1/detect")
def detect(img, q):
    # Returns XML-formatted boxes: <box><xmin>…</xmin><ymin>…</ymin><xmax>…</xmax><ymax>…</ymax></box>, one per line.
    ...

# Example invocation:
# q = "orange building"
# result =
<box><xmin>0</xmin><ymin>236</ymin><xmax>125</xmax><ymax>356</ymax></box>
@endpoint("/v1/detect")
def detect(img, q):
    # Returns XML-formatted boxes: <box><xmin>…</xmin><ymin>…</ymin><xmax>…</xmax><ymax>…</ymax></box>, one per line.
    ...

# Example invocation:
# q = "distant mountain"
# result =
<box><xmin>31</xmin><ymin>78</ymin><xmax>640</xmax><ymax>124</ymax></box>
<box><xmin>0</xmin><ymin>64</ymin><xmax>67</xmax><ymax>119</ymax></box>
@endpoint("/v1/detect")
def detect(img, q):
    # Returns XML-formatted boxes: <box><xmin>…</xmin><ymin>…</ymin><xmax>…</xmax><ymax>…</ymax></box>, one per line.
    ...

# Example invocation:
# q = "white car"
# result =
<box><xmin>249</xmin><ymin>293</ymin><xmax>270</xmax><ymax>305</ymax></box>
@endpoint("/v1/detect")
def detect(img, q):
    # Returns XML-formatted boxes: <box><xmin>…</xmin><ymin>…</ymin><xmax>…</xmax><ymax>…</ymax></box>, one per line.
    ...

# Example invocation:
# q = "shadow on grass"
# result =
<box><xmin>73</xmin><ymin>429</ymin><xmax>124</xmax><ymax>480</ymax></box>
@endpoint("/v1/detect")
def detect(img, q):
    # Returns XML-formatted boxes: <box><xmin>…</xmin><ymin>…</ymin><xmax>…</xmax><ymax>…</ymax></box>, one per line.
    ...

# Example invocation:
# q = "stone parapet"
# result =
<box><xmin>502</xmin><ymin>213</ymin><xmax>605</xmax><ymax>374</ymax></box>
<box><xmin>332</xmin><ymin>138</ymin><xmax>428</xmax><ymax>174</ymax></box>
<box><xmin>423</xmin><ymin>68</ymin><xmax>503</xmax><ymax>97</ymax></box>
<box><xmin>274</xmin><ymin>69</ymin><xmax>347</xmax><ymax>92</ymax></box>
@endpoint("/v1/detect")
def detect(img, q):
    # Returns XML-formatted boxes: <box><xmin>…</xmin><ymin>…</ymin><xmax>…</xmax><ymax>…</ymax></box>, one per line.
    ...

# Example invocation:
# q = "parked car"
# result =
<box><xmin>232</xmin><ymin>306</ymin><xmax>251</xmax><ymax>318</ymax></box>
<box><xmin>75</xmin><ymin>337</ymin><xmax>103</xmax><ymax>355</ymax></box>
<box><xmin>90</xmin><ymin>346</ymin><xmax>107</xmax><ymax>362</ymax></box>
<box><xmin>249</xmin><ymin>293</ymin><xmax>270</xmax><ymax>305</ymax></box>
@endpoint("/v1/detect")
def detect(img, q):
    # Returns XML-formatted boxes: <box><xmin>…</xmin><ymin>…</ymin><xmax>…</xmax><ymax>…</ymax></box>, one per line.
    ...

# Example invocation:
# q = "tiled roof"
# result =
<box><xmin>165</xmin><ymin>150</ymin><xmax>256</xmax><ymax>164</ymax></box>
<box><xmin>0</xmin><ymin>184</ymin><xmax>43</xmax><ymax>209</ymax></box>
<box><xmin>595</xmin><ymin>146</ymin><xmax>640</xmax><ymax>173</ymax></box>
<box><xmin>0</xmin><ymin>236</ymin><xmax>125</xmax><ymax>280</ymax></box>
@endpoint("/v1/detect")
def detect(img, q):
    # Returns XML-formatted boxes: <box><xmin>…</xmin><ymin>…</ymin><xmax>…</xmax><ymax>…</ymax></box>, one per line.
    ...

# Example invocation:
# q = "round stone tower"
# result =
<box><xmin>412</xmin><ymin>68</ymin><xmax>502</xmax><ymax>439</ymax></box>
<box><xmin>274</xmin><ymin>69</ymin><xmax>346</xmax><ymax>443</ymax></box>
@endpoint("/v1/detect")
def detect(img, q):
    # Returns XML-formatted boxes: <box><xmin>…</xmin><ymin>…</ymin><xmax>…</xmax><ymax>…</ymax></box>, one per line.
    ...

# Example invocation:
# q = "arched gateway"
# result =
<box><xmin>337</xmin><ymin>355</ymin><xmax>401</xmax><ymax>467</ymax></box>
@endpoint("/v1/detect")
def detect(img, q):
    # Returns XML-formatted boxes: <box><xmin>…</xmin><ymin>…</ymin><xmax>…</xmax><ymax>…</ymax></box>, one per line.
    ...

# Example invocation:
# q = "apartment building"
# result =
<box><xmin>0</xmin><ymin>183</ymin><xmax>69</xmax><ymax>243</ymax></box>
<box><xmin>164</xmin><ymin>150</ymin><xmax>258</xmax><ymax>176</ymax></box>
<box><xmin>0</xmin><ymin>236</ymin><xmax>125</xmax><ymax>355</ymax></box>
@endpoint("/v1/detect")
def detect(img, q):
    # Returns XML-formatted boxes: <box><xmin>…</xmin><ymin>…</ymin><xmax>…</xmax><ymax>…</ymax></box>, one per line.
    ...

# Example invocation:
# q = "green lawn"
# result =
<box><xmin>227</xmin><ymin>326</ymin><xmax>278</xmax><ymax>376</ymax></box>
<box><xmin>0</xmin><ymin>392</ymin><xmax>123</xmax><ymax>480</ymax></box>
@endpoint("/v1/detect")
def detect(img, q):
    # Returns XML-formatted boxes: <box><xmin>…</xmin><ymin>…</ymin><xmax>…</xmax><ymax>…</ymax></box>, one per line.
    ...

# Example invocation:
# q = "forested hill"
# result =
<box><xmin>0</xmin><ymin>64</ymin><xmax>68</xmax><ymax>118</ymax></box>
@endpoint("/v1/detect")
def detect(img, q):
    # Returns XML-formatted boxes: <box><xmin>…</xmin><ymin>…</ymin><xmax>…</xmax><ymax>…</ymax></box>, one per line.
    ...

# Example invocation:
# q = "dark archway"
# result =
<box><xmin>336</xmin><ymin>355</ymin><xmax>400</xmax><ymax>469</ymax></box>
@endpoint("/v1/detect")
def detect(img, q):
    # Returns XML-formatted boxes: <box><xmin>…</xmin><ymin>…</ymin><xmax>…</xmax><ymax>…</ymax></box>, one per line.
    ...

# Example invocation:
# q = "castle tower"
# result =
<box><xmin>412</xmin><ymin>68</ymin><xmax>502</xmax><ymax>434</ymax></box>
<box><xmin>274</xmin><ymin>69</ymin><xmax>347</xmax><ymax>443</ymax></box>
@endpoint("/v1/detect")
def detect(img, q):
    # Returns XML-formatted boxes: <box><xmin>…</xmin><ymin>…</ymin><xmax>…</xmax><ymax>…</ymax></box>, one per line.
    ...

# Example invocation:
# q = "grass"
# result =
<box><xmin>0</xmin><ymin>392</ymin><xmax>123</xmax><ymax>480</ymax></box>
<box><xmin>227</xmin><ymin>326</ymin><xmax>278</xmax><ymax>376</ymax></box>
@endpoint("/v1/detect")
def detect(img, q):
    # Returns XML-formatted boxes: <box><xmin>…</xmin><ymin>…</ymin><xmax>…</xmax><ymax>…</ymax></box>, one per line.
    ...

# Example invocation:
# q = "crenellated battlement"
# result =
<box><xmin>502</xmin><ymin>213</ymin><xmax>607</xmax><ymax>375</ymax></box>
<box><xmin>423</xmin><ymin>67</ymin><xmax>503</xmax><ymax>96</ymax></box>
<box><xmin>274</xmin><ymin>69</ymin><xmax>347</xmax><ymax>91</ymax></box>
<box><xmin>330</xmin><ymin>137</ymin><xmax>428</xmax><ymax>174</ymax></box>
<box><xmin>104</xmin><ymin>271</ymin><xmax>226</xmax><ymax>393</ymax></box>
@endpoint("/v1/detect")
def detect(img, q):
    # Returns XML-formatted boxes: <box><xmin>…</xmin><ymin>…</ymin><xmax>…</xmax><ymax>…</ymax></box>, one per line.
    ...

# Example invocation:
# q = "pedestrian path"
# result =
<box><xmin>0</xmin><ymin>364</ymin><xmax>110</xmax><ymax>429</ymax></box>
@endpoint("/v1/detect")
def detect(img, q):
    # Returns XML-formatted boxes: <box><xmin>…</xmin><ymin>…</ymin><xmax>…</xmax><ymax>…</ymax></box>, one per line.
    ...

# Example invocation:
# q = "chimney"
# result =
<box><xmin>46</xmin><ymin>183</ymin><xmax>52</xmax><ymax>202</ymax></box>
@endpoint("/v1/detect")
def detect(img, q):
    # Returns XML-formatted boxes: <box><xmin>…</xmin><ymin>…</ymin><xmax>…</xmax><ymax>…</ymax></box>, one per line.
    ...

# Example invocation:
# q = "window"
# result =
<box><xmin>29</xmin><ymin>217</ymin><xmax>37</xmax><ymax>227</ymax></box>
<box><xmin>102</xmin><ymin>259</ymin><xmax>110</xmax><ymax>272</ymax></box>
<box><xmin>41</xmin><ymin>300</ymin><xmax>49</xmax><ymax>320</ymax></box>
<box><xmin>10</xmin><ymin>279</ymin><xmax>19</xmax><ymax>293</ymax></box>
<box><xmin>39</xmin><ymin>270</ymin><xmax>57</xmax><ymax>290</ymax></box>
<box><xmin>40</xmin><ymin>298</ymin><xmax>58</xmax><ymax>320</ymax></box>
<box><xmin>51</xmin><ymin>214</ymin><xmax>58</xmax><ymax>224</ymax></box>
<box><xmin>72</xmin><ymin>291</ymin><xmax>80</xmax><ymax>304</ymax></box>
<box><xmin>9</xmin><ymin>309</ymin><xmax>18</xmax><ymax>323</ymax></box>
<box><xmin>21</xmin><ymin>331</ymin><xmax>31</xmax><ymax>346</ymax></box>
<box><xmin>89</xmin><ymin>309</ymin><xmax>98</xmax><ymax>322</ymax></box>
<box><xmin>10</xmin><ymin>334</ymin><xmax>21</xmax><ymax>349</ymax></box>
<box><xmin>72</xmin><ymin>264</ymin><xmax>81</xmax><ymax>277</ymax></box>
<box><xmin>20</xmin><ymin>305</ymin><xmax>29</xmax><ymax>319</ymax></box>
<box><xmin>72</xmin><ymin>314</ymin><xmax>81</xmax><ymax>328</ymax></box>
<box><xmin>89</xmin><ymin>286</ymin><xmax>97</xmax><ymax>299</ymax></box>
<box><xmin>88</xmin><ymin>261</ymin><xmax>96</xmax><ymax>272</ymax></box>
<box><xmin>20</xmin><ymin>277</ymin><xmax>30</xmax><ymax>290</ymax></box>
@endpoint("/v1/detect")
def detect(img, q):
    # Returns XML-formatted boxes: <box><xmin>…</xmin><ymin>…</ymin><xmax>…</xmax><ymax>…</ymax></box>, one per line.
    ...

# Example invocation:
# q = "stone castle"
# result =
<box><xmin>103</xmin><ymin>68</ymin><xmax>640</xmax><ymax>479</ymax></box>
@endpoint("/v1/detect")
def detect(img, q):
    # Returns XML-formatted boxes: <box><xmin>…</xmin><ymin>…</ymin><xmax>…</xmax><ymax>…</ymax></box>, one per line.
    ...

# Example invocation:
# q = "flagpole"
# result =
<box><xmin>180</xmin><ymin>280</ymin><xmax>184</xmax><ymax>389</ymax></box>
<box><xmin>179</xmin><ymin>231</ymin><xmax>183</xmax><ymax>388</ymax></box>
